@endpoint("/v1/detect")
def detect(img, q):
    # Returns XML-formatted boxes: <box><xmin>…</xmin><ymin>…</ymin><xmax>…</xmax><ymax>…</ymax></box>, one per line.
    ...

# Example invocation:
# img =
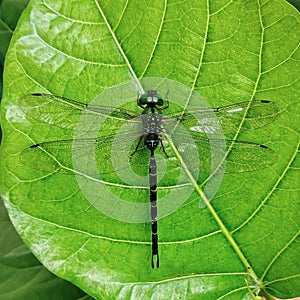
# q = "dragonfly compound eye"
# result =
<box><xmin>138</xmin><ymin>90</ymin><xmax>164</xmax><ymax>107</ymax></box>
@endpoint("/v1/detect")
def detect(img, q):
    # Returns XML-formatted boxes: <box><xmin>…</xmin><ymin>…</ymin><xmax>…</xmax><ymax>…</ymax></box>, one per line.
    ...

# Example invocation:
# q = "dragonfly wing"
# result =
<box><xmin>20</xmin><ymin>130</ymin><xmax>151</xmax><ymax>183</ymax></box>
<box><xmin>164</xmin><ymin>100</ymin><xmax>280</xmax><ymax>134</ymax></box>
<box><xmin>20</xmin><ymin>138</ymin><xmax>97</xmax><ymax>175</ymax></box>
<box><xmin>19</xmin><ymin>93</ymin><xmax>140</xmax><ymax>132</ymax></box>
<box><xmin>163</xmin><ymin>130</ymin><xmax>277</xmax><ymax>175</ymax></box>
<box><xmin>222</xmin><ymin>139</ymin><xmax>278</xmax><ymax>173</ymax></box>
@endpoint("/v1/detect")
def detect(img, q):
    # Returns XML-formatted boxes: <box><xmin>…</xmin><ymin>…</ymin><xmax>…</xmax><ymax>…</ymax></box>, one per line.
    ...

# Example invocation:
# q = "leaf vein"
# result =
<box><xmin>43</xmin><ymin>1</ymin><xmax>104</xmax><ymax>25</ymax></box>
<box><xmin>261</xmin><ymin>230</ymin><xmax>300</xmax><ymax>281</ymax></box>
<box><xmin>232</xmin><ymin>140</ymin><xmax>300</xmax><ymax>234</ymax></box>
<box><xmin>31</xmin><ymin>30</ymin><xmax>127</xmax><ymax>67</ymax></box>
<box><xmin>140</xmin><ymin>0</ymin><xmax>168</xmax><ymax>78</ymax></box>
<box><xmin>93</xmin><ymin>0</ymin><xmax>144</xmax><ymax>93</ymax></box>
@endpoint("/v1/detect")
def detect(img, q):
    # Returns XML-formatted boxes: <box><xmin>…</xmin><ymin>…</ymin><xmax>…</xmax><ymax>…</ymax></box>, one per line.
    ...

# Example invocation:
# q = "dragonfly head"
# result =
<box><xmin>138</xmin><ymin>90</ymin><xmax>164</xmax><ymax>107</ymax></box>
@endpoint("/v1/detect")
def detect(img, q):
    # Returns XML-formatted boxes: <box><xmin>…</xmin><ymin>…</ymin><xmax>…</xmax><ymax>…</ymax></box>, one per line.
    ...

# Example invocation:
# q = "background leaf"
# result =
<box><xmin>0</xmin><ymin>0</ymin><xmax>29</xmax><ymax>56</ymax></box>
<box><xmin>0</xmin><ymin>198</ymin><xmax>93</xmax><ymax>299</ymax></box>
<box><xmin>0</xmin><ymin>0</ymin><xmax>299</xmax><ymax>299</ymax></box>
<box><xmin>286</xmin><ymin>0</ymin><xmax>300</xmax><ymax>11</ymax></box>
<box><xmin>0</xmin><ymin>0</ymin><xmax>92</xmax><ymax>298</ymax></box>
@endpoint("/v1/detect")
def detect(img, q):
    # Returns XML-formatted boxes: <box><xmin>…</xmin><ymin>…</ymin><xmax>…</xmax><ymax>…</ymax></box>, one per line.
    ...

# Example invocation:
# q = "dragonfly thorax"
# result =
<box><xmin>141</xmin><ymin>113</ymin><xmax>163</xmax><ymax>134</ymax></box>
<box><xmin>138</xmin><ymin>90</ymin><xmax>164</xmax><ymax>107</ymax></box>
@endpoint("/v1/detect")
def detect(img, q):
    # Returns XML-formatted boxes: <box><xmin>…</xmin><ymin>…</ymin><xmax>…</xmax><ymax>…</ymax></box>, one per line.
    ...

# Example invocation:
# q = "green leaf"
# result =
<box><xmin>0</xmin><ymin>0</ymin><xmax>29</xmax><ymax>55</ymax></box>
<box><xmin>0</xmin><ymin>0</ymin><xmax>299</xmax><ymax>299</ymax></box>
<box><xmin>1</xmin><ymin>0</ymin><xmax>29</xmax><ymax>28</ymax></box>
<box><xmin>0</xmin><ymin>198</ymin><xmax>92</xmax><ymax>299</ymax></box>
<box><xmin>0</xmin><ymin>19</ymin><xmax>13</xmax><ymax>56</ymax></box>
<box><xmin>286</xmin><ymin>0</ymin><xmax>300</xmax><ymax>11</ymax></box>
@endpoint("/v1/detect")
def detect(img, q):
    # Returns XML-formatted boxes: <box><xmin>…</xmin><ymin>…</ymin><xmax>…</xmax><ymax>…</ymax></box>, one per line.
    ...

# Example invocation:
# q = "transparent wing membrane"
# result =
<box><xmin>165</xmin><ymin>100</ymin><xmax>280</xmax><ymax>134</ymax></box>
<box><xmin>19</xmin><ymin>93</ymin><xmax>139</xmax><ymax>133</ymax></box>
<box><xmin>20</xmin><ymin>129</ymin><xmax>277</xmax><ymax>185</ymax></box>
<box><xmin>19</xmin><ymin>93</ymin><xmax>279</xmax><ymax>185</ymax></box>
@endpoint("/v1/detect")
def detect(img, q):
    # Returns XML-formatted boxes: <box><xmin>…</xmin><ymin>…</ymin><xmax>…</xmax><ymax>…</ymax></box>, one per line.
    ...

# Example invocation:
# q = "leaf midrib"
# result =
<box><xmin>93</xmin><ymin>0</ymin><xmax>144</xmax><ymax>94</ymax></box>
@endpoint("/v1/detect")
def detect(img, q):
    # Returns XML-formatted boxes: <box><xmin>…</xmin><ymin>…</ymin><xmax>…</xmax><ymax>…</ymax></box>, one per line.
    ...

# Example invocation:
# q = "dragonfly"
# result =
<box><xmin>19</xmin><ymin>90</ymin><xmax>280</xmax><ymax>268</ymax></box>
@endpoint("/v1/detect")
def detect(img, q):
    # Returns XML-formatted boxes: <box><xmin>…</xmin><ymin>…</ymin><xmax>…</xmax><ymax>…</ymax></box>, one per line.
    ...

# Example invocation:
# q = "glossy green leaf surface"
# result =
<box><xmin>0</xmin><ymin>0</ymin><xmax>299</xmax><ymax>299</ymax></box>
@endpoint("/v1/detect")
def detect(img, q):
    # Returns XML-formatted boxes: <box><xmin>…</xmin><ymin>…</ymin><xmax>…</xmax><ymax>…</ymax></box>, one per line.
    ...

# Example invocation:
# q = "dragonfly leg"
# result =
<box><xmin>130</xmin><ymin>136</ymin><xmax>144</xmax><ymax>157</ymax></box>
<box><xmin>119</xmin><ymin>108</ymin><xmax>136</xmax><ymax>118</ymax></box>
<box><xmin>159</xmin><ymin>138</ymin><xmax>168</xmax><ymax>158</ymax></box>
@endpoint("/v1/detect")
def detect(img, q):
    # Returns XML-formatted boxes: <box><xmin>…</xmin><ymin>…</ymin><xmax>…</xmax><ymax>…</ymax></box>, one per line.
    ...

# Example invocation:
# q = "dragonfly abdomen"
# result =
<box><xmin>149</xmin><ymin>153</ymin><xmax>159</xmax><ymax>268</ymax></box>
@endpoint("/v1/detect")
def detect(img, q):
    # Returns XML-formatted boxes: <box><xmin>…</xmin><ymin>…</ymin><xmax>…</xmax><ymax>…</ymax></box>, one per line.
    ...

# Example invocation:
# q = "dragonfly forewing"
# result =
<box><xmin>164</xmin><ymin>100</ymin><xmax>280</xmax><ymax>134</ymax></box>
<box><xmin>19</xmin><ymin>93</ymin><xmax>140</xmax><ymax>134</ymax></box>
